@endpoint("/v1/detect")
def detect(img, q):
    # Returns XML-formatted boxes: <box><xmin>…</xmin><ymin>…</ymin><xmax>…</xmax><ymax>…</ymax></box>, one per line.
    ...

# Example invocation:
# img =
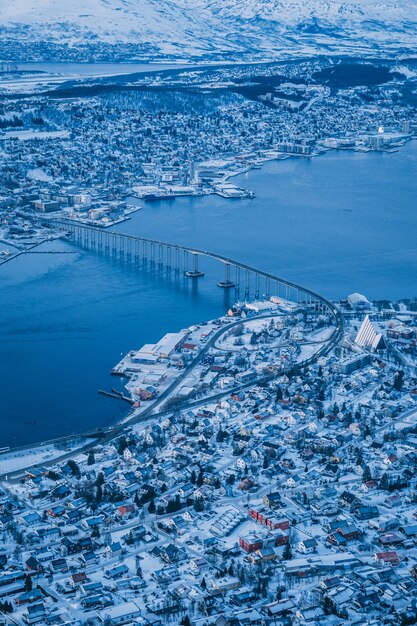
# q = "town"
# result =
<box><xmin>0</xmin><ymin>292</ymin><xmax>416</xmax><ymax>625</ymax></box>
<box><xmin>0</xmin><ymin>57</ymin><xmax>416</xmax><ymax>253</ymax></box>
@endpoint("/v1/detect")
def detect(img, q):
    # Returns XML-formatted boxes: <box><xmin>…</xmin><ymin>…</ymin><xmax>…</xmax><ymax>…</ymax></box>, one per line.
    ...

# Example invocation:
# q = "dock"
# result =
<box><xmin>98</xmin><ymin>389</ymin><xmax>134</xmax><ymax>404</ymax></box>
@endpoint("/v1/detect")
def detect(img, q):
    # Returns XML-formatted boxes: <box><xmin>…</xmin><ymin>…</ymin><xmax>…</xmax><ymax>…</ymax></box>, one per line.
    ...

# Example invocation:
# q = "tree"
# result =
<box><xmin>117</xmin><ymin>437</ymin><xmax>128</xmax><ymax>455</ymax></box>
<box><xmin>67</xmin><ymin>459</ymin><xmax>80</xmax><ymax>478</ymax></box>
<box><xmin>283</xmin><ymin>542</ymin><xmax>292</xmax><ymax>561</ymax></box>
<box><xmin>134</xmin><ymin>491</ymin><xmax>141</xmax><ymax>507</ymax></box>
<box><xmin>95</xmin><ymin>485</ymin><xmax>103</xmax><ymax>504</ymax></box>
<box><xmin>216</xmin><ymin>428</ymin><xmax>227</xmax><ymax>443</ymax></box>
<box><xmin>194</xmin><ymin>496</ymin><xmax>204</xmax><ymax>512</ymax></box>
<box><xmin>362</xmin><ymin>465</ymin><xmax>372</xmax><ymax>483</ymax></box>
<box><xmin>125</xmin><ymin>531</ymin><xmax>134</xmax><ymax>546</ymax></box>
<box><xmin>263</xmin><ymin>456</ymin><xmax>270</xmax><ymax>470</ymax></box>
<box><xmin>233</xmin><ymin>324</ymin><xmax>243</xmax><ymax>337</ymax></box>
<box><xmin>148</xmin><ymin>498</ymin><xmax>155</xmax><ymax>514</ymax></box>
<box><xmin>197</xmin><ymin>469</ymin><xmax>204</xmax><ymax>487</ymax></box>
<box><xmin>24</xmin><ymin>574</ymin><xmax>32</xmax><ymax>592</ymax></box>
<box><xmin>394</xmin><ymin>370</ymin><xmax>404</xmax><ymax>391</ymax></box>
<box><xmin>275</xmin><ymin>386</ymin><xmax>283</xmax><ymax>401</ymax></box>
<box><xmin>180</xmin><ymin>616</ymin><xmax>191</xmax><ymax>626</ymax></box>
<box><xmin>380</xmin><ymin>473</ymin><xmax>390</xmax><ymax>492</ymax></box>
<box><xmin>190</xmin><ymin>470</ymin><xmax>197</xmax><ymax>484</ymax></box>
<box><xmin>87</xmin><ymin>450</ymin><xmax>95</xmax><ymax>465</ymax></box>
<box><xmin>200</xmin><ymin>577</ymin><xmax>207</xmax><ymax>590</ymax></box>
<box><xmin>323</xmin><ymin>595</ymin><xmax>336</xmax><ymax>615</ymax></box>
<box><xmin>95</xmin><ymin>472</ymin><xmax>105</xmax><ymax>488</ymax></box>
<box><xmin>226</xmin><ymin>473</ymin><xmax>235</xmax><ymax>485</ymax></box>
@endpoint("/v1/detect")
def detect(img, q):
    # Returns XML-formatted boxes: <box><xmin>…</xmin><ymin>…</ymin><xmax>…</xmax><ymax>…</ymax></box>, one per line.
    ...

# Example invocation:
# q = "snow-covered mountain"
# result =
<box><xmin>0</xmin><ymin>0</ymin><xmax>416</xmax><ymax>58</ymax></box>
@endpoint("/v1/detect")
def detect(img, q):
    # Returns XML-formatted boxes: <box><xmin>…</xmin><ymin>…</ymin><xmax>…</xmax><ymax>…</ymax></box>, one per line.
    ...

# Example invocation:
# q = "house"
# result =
<box><xmin>117</xmin><ymin>504</ymin><xmax>136</xmax><ymax>519</ymax></box>
<box><xmin>80</xmin><ymin>551</ymin><xmax>99</xmax><ymax>566</ymax></box>
<box><xmin>374</xmin><ymin>551</ymin><xmax>400</xmax><ymax>566</ymax></box>
<box><xmin>177</xmin><ymin>483</ymin><xmax>194</xmax><ymax>499</ymax></box>
<box><xmin>106</xmin><ymin>542</ymin><xmax>123</xmax><ymax>558</ymax></box>
<box><xmin>354</xmin><ymin>590</ymin><xmax>380</xmax><ymax>610</ymax></box>
<box><xmin>25</xmin><ymin>556</ymin><xmax>44</xmax><ymax>574</ymax></box>
<box><xmin>338</xmin><ymin>491</ymin><xmax>361</xmax><ymax>512</ymax></box>
<box><xmin>355</xmin><ymin>505</ymin><xmax>380</xmax><ymax>521</ymax></box>
<box><xmin>286</xmin><ymin>475</ymin><xmax>301</xmax><ymax>488</ymax></box>
<box><xmin>50</xmin><ymin>558</ymin><xmax>68</xmax><ymax>573</ymax></box>
<box><xmin>15</xmin><ymin>589</ymin><xmax>43</xmax><ymax>606</ymax></box>
<box><xmin>298</xmin><ymin>538</ymin><xmax>318</xmax><ymax>554</ymax></box>
<box><xmin>326</xmin><ymin>585</ymin><xmax>355</xmax><ymax>610</ymax></box>
<box><xmin>239</xmin><ymin>536</ymin><xmax>263</xmax><ymax>554</ymax></box>
<box><xmin>263</xmin><ymin>492</ymin><xmax>282</xmax><ymax>509</ymax></box>
<box><xmin>295</xmin><ymin>606</ymin><xmax>326</xmax><ymax>622</ymax></box>
<box><xmin>262</xmin><ymin>598</ymin><xmax>295</xmax><ymax>617</ymax></box>
<box><xmin>71</xmin><ymin>572</ymin><xmax>87</xmax><ymax>587</ymax></box>
<box><xmin>104</xmin><ymin>564</ymin><xmax>129</xmax><ymax>579</ymax></box>
<box><xmin>23</xmin><ymin>603</ymin><xmax>46</xmax><ymax>625</ymax></box>
<box><xmin>96</xmin><ymin>600</ymin><xmax>141</xmax><ymax>625</ymax></box>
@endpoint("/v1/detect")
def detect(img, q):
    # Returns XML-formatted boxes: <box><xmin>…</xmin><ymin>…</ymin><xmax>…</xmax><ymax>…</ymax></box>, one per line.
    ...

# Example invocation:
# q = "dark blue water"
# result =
<box><xmin>1</xmin><ymin>143</ymin><xmax>416</xmax><ymax>446</ymax></box>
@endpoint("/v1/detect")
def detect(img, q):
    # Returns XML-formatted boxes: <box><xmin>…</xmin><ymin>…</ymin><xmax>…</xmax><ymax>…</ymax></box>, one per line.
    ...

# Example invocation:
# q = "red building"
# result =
<box><xmin>239</xmin><ymin>536</ymin><xmax>263</xmax><ymax>553</ymax></box>
<box><xmin>248</xmin><ymin>507</ymin><xmax>289</xmax><ymax>531</ymax></box>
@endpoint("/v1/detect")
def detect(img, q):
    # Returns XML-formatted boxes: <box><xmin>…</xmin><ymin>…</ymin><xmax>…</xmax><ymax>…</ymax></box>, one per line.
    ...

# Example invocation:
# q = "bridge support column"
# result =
<box><xmin>254</xmin><ymin>273</ymin><xmax>260</xmax><ymax>299</ymax></box>
<box><xmin>183</xmin><ymin>250</ymin><xmax>189</xmax><ymax>274</ymax></box>
<box><xmin>218</xmin><ymin>263</ymin><xmax>235</xmax><ymax>288</ymax></box>
<box><xmin>134</xmin><ymin>239</ymin><xmax>140</xmax><ymax>261</ymax></box>
<box><xmin>244</xmin><ymin>270</ymin><xmax>250</xmax><ymax>299</ymax></box>
<box><xmin>235</xmin><ymin>266</ymin><xmax>240</xmax><ymax>295</ymax></box>
<box><xmin>265</xmin><ymin>278</ymin><xmax>270</xmax><ymax>299</ymax></box>
<box><xmin>185</xmin><ymin>253</ymin><xmax>204</xmax><ymax>278</ymax></box>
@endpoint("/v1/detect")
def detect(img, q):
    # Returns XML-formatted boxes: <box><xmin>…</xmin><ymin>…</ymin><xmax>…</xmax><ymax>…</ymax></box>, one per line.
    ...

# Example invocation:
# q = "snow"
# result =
<box><xmin>0</xmin><ymin>439</ymin><xmax>94</xmax><ymax>475</ymax></box>
<box><xmin>0</xmin><ymin>0</ymin><xmax>416</xmax><ymax>57</ymax></box>
<box><xmin>0</xmin><ymin>444</ymin><xmax>67</xmax><ymax>475</ymax></box>
<box><xmin>27</xmin><ymin>168</ymin><xmax>54</xmax><ymax>182</ymax></box>
<box><xmin>2</xmin><ymin>130</ymin><xmax>69</xmax><ymax>141</ymax></box>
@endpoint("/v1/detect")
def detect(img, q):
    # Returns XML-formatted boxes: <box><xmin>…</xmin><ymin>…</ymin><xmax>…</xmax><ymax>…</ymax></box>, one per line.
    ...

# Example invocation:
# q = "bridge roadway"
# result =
<box><xmin>48</xmin><ymin>219</ymin><xmax>343</xmax><ymax>324</ymax></box>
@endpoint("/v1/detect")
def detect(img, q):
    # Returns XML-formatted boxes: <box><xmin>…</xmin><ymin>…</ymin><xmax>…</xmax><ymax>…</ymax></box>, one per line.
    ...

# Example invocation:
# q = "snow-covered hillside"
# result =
<box><xmin>0</xmin><ymin>0</ymin><xmax>416</xmax><ymax>58</ymax></box>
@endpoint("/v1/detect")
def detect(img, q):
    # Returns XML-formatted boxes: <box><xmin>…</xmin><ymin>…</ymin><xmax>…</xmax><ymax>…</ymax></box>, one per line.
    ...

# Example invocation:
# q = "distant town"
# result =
<box><xmin>0</xmin><ymin>58</ymin><xmax>415</xmax><ymax>248</ymax></box>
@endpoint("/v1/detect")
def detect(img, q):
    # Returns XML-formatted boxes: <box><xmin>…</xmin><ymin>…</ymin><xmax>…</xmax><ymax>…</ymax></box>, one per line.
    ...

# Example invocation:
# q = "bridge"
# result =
<box><xmin>47</xmin><ymin>219</ymin><xmax>342</xmax><ymax>328</ymax></box>
<box><xmin>0</xmin><ymin>219</ymin><xmax>345</xmax><ymax>471</ymax></box>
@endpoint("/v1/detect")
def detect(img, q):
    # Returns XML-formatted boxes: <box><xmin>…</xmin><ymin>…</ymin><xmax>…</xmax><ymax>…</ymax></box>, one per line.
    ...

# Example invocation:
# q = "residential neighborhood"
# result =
<box><xmin>0</xmin><ymin>296</ymin><xmax>416</xmax><ymax>625</ymax></box>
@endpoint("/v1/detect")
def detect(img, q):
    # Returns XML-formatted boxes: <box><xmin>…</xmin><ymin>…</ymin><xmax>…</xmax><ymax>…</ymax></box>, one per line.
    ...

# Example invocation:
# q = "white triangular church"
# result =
<box><xmin>355</xmin><ymin>315</ymin><xmax>386</xmax><ymax>351</ymax></box>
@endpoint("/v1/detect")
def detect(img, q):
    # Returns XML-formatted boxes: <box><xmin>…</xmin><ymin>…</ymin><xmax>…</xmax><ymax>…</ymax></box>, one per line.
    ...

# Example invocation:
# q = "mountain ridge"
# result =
<box><xmin>1</xmin><ymin>0</ymin><xmax>416</xmax><ymax>58</ymax></box>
